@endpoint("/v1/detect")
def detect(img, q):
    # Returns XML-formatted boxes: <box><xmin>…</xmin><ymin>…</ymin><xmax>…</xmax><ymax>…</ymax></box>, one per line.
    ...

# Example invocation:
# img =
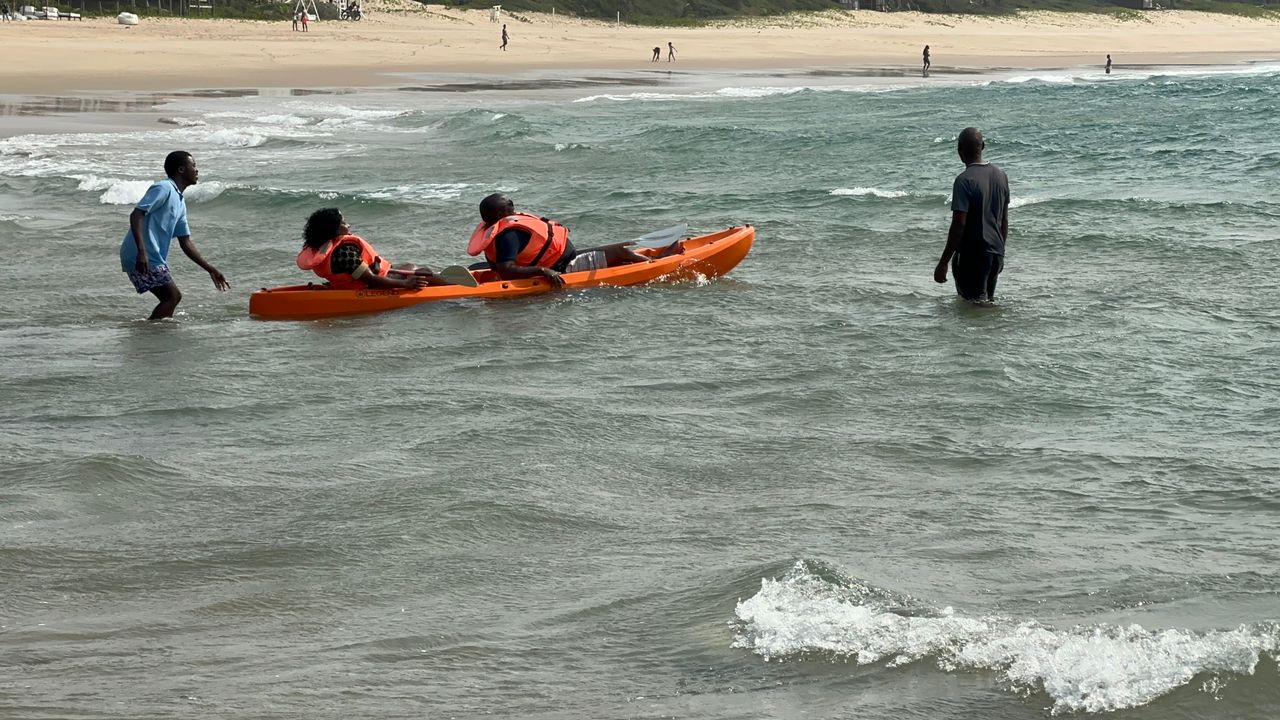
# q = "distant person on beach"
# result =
<box><xmin>1106</xmin><ymin>54</ymin><xmax>1113</xmax><ymax>74</ymax></box>
<box><xmin>468</xmin><ymin>193</ymin><xmax>650</xmax><ymax>289</ymax></box>
<box><xmin>501</xmin><ymin>24</ymin><xmax>509</xmax><ymax>51</ymax></box>
<box><xmin>1</xmin><ymin>4</ymin><xmax>10</xmax><ymax>22</ymax></box>
<box><xmin>668</xmin><ymin>42</ymin><xmax>676</xmax><ymax>62</ymax></box>
<box><xmin>298</xmin><ymin>208</ymin><xmax>463</xmax><ymax>289</ymax></box>
<box><xmin>933</xmin><ymin>128</ymin><xmax>1009</xmax><ymax>304</ymax></box>
<box><xmin>292</xmin><ymin>11</ymin><xmax>299</xmax><ymax>31</ymax></box>
<box><xmin>652</xmin><ymin>46</ymin><xmax>661</xmax><ymax>62</ymax></box>
<box><xmin>300</xmin><ymin>11</ymin><xmax>308</xmax><ymax>32</ymax></box>
<box><xmin>120</xmin><ymin>151</ymin><xmax>229</xmax><ymax>320</ymax></box>
<box><xmin>923</xmin><ymin>45</ymin><xmax>931</xmax><ymax>75</ymax></box>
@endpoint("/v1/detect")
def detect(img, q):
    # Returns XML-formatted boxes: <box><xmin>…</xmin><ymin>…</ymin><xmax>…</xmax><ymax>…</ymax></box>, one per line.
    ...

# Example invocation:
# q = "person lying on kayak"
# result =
<box><xmin>299</xmin><ymin>208</ymin><xmax>454</xmax><ymax>290</ymax></box>
<box><xmin>467</xmin><ymin>193</ymin><xmax>650</xmax><ymax>289</ymax></box>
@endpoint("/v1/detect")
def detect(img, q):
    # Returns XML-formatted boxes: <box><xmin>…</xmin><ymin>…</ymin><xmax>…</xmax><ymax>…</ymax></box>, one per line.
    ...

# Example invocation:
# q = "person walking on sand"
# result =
<box><xmin>934</xmin><ymin>128</ymin><xmax>1009</xmax><ymax>304</ymax></box>
<box><xmin>922</xmin><ymin>45</ymin><xmax>931</xmax><ymax>76</ymax></box>
<box><xmin>652</xmin><ymin>46</ymin><xmax>661</xmax><ymax>62</ymax></box>
<box><xmin>667</xmin><ymin>42</ymin><xmax>676</xmax><ymax>62</ymax></box>
<box><xmin>120</xmin><ymin>151</ymin><xmax>229</xmax><ymax>320</ymax></box>
<box><xmin>1105</xmin><ymin>54</ymin><xmax>1113</xmax><ymax>74</ymax></box>
<box><xmin>292</xmin><ymin>11</ymin><xmax>299</xmax><ymax>31</ymax></box>
<box><xmin>501</xmin><ymin>24</ymin><xmax>509</xmax><ymax>51</ymax></box>
<box><xmin>300</xmin><ymin>10</ymin><xmax>308</xmax><ymax>32</ymax></box>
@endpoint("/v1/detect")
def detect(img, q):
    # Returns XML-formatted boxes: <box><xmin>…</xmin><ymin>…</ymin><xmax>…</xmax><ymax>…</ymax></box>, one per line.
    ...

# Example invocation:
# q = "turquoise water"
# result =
<box><xmin>1</xmin><ymin>66</ymin><xmax>1278</xmax><ymax>718</ymax></box>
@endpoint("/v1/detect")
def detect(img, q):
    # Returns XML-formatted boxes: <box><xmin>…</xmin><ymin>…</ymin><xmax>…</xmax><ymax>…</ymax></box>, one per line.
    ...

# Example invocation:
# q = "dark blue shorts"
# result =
<box><xmin>951</xmin><ymin>251</ymin><xmax>1003</xmax><ymax>302</ymax></box>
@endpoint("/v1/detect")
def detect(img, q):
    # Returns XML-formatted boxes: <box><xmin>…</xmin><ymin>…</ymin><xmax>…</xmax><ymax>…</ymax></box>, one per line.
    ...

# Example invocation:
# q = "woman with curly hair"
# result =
<box><xmin>298</xmin><ymin>208</ymin><xmax>472</xmax><ymax>290</ymax></box>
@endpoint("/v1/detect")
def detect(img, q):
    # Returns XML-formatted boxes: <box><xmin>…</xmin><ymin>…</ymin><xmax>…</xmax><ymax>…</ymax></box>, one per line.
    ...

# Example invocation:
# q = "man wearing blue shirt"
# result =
<box><xmin>120</xmin><ymin>151</ymin><xmax>229</xmax><ymax>319</ymax></box>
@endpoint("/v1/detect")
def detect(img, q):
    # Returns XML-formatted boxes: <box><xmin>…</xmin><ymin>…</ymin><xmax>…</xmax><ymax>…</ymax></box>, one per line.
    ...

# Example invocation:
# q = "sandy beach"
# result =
<box><xmin>1</xmin><ymin>7</ymin><xmax>1279</xmax><ymax>94</ymax></box>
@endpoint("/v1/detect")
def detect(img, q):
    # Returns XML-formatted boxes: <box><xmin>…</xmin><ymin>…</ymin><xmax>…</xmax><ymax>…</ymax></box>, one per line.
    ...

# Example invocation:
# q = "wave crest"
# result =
<box><xmin>733</xmin><ymin>561</ymin><xmax>1279</xmax><ymax>714</ymax></box>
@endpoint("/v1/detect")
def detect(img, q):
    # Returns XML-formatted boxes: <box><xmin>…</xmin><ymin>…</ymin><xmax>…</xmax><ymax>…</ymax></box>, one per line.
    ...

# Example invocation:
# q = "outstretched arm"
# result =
<box><xmin>363</xmin><ymin>271</ymin><xmax>434</xmax><ymax>290</ymax></box>
<box><xmin>177</xmin><ymin>235</ymin><xmax>230</xmax><ymax>291</ymax></box>
<box><xmin>934</xmin><ymin>210</ymin><xmax>966</xmax><ymax>283</ymax></box>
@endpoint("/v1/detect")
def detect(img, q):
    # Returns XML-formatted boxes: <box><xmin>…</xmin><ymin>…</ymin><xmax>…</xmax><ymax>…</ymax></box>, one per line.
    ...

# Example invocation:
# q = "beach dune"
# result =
<box><xmin>1</xmin><ymin>8</ymin><xmax>1278</xmax><ymax>94</ymax></box>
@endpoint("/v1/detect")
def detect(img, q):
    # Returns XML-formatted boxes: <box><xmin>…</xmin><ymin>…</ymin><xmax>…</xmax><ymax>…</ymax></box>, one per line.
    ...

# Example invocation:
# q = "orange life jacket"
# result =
<box><xmin>467</xmin><ymin>212</ymin><xmax>569</xmax><ymax>269</ymax></box>
<box><xmin>296</xmin><ymin>234</ymin><xmax>391</xmax><ymax>289</ymax></box>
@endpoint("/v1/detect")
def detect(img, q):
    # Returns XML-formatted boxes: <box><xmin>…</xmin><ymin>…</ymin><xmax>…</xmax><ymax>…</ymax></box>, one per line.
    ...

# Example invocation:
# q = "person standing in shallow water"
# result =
<box><xmin>934</xmin><ymin>128</ymin><xmax>1009</xmax><ymax>304</ymax></box>
<box><xmin>120</xmin><ymin>151</ymin><xmax>229</xmax><ymax>320</ymax></box>
<box><xmin>922</xmin><ymin>45</ymin><xmax>931</xmax><ymax>76</ymax></box>
<box><xmin>1106</xmin><ymin>54</ymin><xmax>1113</xmax><ymax>74</ymax></box>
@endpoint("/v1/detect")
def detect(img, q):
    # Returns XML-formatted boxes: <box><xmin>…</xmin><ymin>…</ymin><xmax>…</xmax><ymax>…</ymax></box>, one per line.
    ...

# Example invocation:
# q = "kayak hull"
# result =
<box><xmin>249</xmin><ymin>225</ymin><xmax>754</xmax><ymax>320</ymax></box>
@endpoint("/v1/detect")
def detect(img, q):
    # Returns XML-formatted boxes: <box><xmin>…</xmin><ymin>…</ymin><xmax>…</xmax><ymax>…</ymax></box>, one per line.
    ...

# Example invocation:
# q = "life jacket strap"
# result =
<box><xmin>525</xmin><ymin>217</ymin><xmax>557</xmax><ymax>268</ymax></box>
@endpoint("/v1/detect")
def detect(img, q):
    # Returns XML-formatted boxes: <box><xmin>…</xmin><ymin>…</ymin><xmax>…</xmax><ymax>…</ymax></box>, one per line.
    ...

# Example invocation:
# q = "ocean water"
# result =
<box><xmin>1</xmin><ymin>65</ymin><xmax>1278</xmax><ymax>719</ymax></box>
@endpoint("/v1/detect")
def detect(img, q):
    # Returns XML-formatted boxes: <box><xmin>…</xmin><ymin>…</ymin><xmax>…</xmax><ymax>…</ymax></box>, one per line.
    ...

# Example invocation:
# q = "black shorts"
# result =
<box><xmin>951</xmin><ymin>251</ymin><xmax>1003</xmax><ymax>302</ymax></box>
<box><xmin>551</xmin><ymin>239</ymin><xmax>577</xmax><ymax>273</ymax></box>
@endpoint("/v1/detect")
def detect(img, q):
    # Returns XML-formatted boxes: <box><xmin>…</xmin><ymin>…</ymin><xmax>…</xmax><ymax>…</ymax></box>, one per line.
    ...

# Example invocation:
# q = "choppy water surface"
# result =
<box><xmin>1</xmin><ymin>66</ymin><xmax>1278</xmax><ymax>719</ymax></box>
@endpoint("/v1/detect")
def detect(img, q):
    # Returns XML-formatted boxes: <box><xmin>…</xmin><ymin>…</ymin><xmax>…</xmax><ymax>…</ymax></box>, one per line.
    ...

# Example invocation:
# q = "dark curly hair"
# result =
<box><xmin>303</xmin><ymin>207</ymin><xmax>343</xmax><ymax>249</ymax></box>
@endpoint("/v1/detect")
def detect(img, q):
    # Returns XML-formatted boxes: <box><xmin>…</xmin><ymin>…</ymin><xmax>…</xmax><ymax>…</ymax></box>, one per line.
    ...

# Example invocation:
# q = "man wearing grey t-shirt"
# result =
<box><xmin>934</xmin><ymin>127</ymin><xmax>1009</xmax><ymax>303</ymax></box>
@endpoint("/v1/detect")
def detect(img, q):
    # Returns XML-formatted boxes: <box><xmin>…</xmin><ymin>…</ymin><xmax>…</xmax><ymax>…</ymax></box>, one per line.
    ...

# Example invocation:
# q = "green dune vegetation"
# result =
<box><xmin>67</xmin><ymin>0</ymin><xmax>1280</xmax><ymax>23</ymax></box>
<box><xmin>450</xmin><ymin>0</ymin><xmax>1280</xmax><ymax>21</ymax></box>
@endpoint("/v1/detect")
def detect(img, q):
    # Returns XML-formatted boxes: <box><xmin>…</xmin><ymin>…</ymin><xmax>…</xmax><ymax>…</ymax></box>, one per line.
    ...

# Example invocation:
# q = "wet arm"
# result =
<box><xmin>179</xmin><ymin>236</ymin><xmax>230</xmax><ymax>290</ymax></box>
<box><xmin>939</xmin><ymin>210</ymin><xmax>966</xmax><ymax>265</ymax></box>
<box><xmin>177</xmin><ymin>236</ymin><xmax>216</xmax><ymax>273</ymax></box>
<box><xmin>364</xmin><ymin>271</ymin><xmax>430</xmax><ymax>289</ymax></box>
<box><xmin>494</xmin><ymin>261</ymin><xmax>558</xmax><ymax>282</ymax></box>
<box><xmin>129</xmin><ymin>209</ymin><xmax>148</xmax><ymax>264</ymax></box>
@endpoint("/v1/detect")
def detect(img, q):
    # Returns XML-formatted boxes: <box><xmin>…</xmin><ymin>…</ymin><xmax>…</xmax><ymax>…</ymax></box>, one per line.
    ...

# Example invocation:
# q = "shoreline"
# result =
<box><xmin>0</xmin><ymin>10</ymin><xmax>1277</xmax><ymax>96</ymax></box>
<box><xmin>1</xmin><ymin>56</ymin><xmax>1275</xmax><ymax>139</ymax></box>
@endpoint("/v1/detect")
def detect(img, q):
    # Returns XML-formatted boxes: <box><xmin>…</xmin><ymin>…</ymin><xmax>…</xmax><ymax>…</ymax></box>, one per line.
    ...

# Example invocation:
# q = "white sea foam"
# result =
<box><xmin>1004</xmin><ymin>73</ymin><xmax>1078</xmax><ymax>85</ymax></box>
<box><xmin>364</xmin><ymin>182</ymin><xmax>470</xmax><ymax>202</ymax></box>
<box><xmin>285</xmin><ymin>102</ymin><xmax>411</xmax><ymax>122</ymax></box>
<box><xmin>157</xmin><ymin>117</ymin><xmax>208</xmax><ymax>127</ymax></box>
<box><xmin>830</xmin><ymin>187</ymin><xmax>909</xmax><ymax>199</ymax></box>
<box><xmin>1009</xmin><ymin>196</ymin><xmax>1048</xmax><ymax>209</ymax></box>
<box><xmin>197</xmin><ymin>128</ymin><xmax>269</xmax><ymax>148</ymax></box>
<box><xmin>573</xmin><ymin>84</ymin><xmax>905</xmax><ymax>104</ymax></box>
<box><xmin>990</xmin><ymin>63</ymin><xmax>1280</xmax><ymax>87</ymax></box>
<box><xmin>733</xmin><ymin>562</ymin><xmax>1279</xmax><ymax>715</ymax></box>
<box><xmin>75</xmin><ymin>175</ymin><xmax>228</xmax><ymax>205</ymax></box>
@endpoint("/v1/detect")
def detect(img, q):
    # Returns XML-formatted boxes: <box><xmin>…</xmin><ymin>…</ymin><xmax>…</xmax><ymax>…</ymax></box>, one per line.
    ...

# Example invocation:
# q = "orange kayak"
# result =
<box><xmin>249</xmin><ymin>225</ymin><xmax>754</xmax><ymax>320</ymax></box>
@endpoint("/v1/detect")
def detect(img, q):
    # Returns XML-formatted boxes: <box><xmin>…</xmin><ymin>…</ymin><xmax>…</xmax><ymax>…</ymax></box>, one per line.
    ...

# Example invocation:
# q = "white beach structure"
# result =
<box><xmin>294</xmin><ymin>0</ymin><xmax>319</xmax><ymax>21</ymax></box>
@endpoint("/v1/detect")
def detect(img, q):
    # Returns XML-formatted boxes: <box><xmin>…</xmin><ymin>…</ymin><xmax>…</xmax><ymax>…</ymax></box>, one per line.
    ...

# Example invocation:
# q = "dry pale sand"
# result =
<box><xmin>2</xmin><ymin>6</ymin><xmax>1279</xmax><ymax>94</ymax></box>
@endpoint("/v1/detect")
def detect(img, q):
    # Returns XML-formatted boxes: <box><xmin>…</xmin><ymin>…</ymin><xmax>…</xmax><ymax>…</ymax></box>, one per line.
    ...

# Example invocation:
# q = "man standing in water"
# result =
<box><xmin>922</xmin><ymin>45</ymin><xmax>931</xmax><ymax>75</ymax></box>
<box><xmin>1105</xmin><ymin>54</ymin><xmax>1113</xmax><ymax>74</ymax></box>
<box><xmin>934</xmin><ymin>128</ymin><xmax>1009</xmax><ymax>304</ymax></box>
<box><xmin>120</xmin><ymin>151</ymin><xmax>229</xmax><ymax>320</ymax></box>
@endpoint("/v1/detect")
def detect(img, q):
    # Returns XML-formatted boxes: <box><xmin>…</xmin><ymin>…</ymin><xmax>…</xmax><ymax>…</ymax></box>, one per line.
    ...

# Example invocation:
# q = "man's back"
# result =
<box><xmin>951</xmin><ymin>162</ymin><xmax>1009</xmax><ymax>255</ymax></box>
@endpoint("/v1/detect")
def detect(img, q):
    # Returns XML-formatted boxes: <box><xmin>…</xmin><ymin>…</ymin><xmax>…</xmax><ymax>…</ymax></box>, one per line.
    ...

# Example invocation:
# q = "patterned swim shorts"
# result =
<box><xmin>562</xmin><ymin>250</ymin><xmax>607</xmax><ymax>273</ymax></box>
<box><xmin>126</xmin><ymin>263</ymin><xmax>174</xmax><ymax>294</ymax></box>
